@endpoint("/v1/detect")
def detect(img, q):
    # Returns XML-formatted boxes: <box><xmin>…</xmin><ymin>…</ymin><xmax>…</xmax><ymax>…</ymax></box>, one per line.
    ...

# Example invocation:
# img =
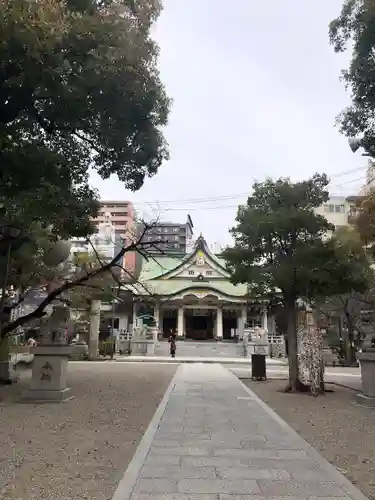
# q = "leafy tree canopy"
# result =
<box><xmin>223</xmin><ymin>174</ymin><xmax>335</xmax><ymax>303</ymax></box>
<box><xmin>0</xmin><ymin>0</ymin><xmax>170</xmax><ymax>237</ymax></box>
<box><xmin>353</xmin><ymin>188</ymin><xmax>375</xmax><ymax>254</ymax></box>
<box><xmin>223</xmin><ymin>174</ymin><xmax>371</xmax><ymax>390</ymax></box>
<box><xmin>329</xmin><ymin>0</ymin><xmax>375</xmax><ymax>149</ymax></box>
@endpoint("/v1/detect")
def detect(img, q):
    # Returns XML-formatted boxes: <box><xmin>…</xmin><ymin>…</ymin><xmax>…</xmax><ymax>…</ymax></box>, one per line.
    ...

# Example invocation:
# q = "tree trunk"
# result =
<box><xmin>285</xmin><ymin>301</ymin><xmax>308</xmax><ymax>393</ymax></box>
<box><xmin>88</xmin><ymin>300</ymin><xmax>101</xmax><ymax>360</ymax></box>
<box><xmin>345</xmin><ymin>312</ymin><xmax>357</xmax><ymax>366</ymax></box>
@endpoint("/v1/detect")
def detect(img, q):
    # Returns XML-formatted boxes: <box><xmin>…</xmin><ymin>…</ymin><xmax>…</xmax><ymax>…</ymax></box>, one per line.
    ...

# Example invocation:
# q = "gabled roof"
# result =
<box><xmin>129</xmin><ymin>235</ymin><xmax>248</xmax><ymax>299</ymax></box>
<box><xmin>156</xmin><ymin>235</ymin><xmax>229</xmax><ymax>280</ymax></box>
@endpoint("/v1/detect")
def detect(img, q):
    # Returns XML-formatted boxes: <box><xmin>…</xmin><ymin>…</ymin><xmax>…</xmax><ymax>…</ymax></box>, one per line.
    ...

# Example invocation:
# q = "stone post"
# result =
<box><xmin>177</xmin><ymin>307</ymin><xmax>184</xmax><ymax>338</ymax></box>
<box><xmin>88</xmin><ymin>300</ymin><xmax>101</xmax><ymax>360</ymax></box>
<box><xmin>262</xmin><ymin>306</ymin><xmax>268</xmax><ymax>333</ymax></box>
<box><xmin>154</xmin><ymin>302</ymin><xmax>160</xmax><ymax>330</ymax></box>
<box><xmin>216</xmin><ymin>307</ymin><xmax>223</xmax><ymax>340</ymax></box>
<box><xmin>132</xmin><ymin>301</ymin><xmax>138</xmax><ymax>330</ymax></box>
<box><xmin>239</xmin><ymin>304</ymin><xmax>247</xmax><ymax>339</ymax></box>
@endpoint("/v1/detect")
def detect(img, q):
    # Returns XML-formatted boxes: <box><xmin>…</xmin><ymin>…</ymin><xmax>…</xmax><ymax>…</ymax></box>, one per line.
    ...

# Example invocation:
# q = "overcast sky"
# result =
<box><xmin>91</xmin><ymin>0</ymin><xmax>365</xmax><ymax>246</ymax></box>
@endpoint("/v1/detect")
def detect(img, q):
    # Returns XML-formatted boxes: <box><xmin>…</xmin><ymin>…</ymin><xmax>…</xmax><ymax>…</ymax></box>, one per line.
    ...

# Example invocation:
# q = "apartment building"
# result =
<box><xmin>92</xmin><ymin>201</ymin><xmax>137</xmax><ymax>276</ymax></box>
<box><xmin>94</xmin><ymin>200</ymin><xmax>136</xmax><ymax>238</ymax></box>
<box><xmin>139</xmin><ymin>215</ymin><xmax>194</xmax><ymax>255</ymax></box>
<box><xmin>314</xmin><ymin>196</ymin><xmax>349</xmax><ymax>230</ymax></box>
<box><xmin>70</xmin><ymin>215</ymin><xmax>120</xmax><ymax>260</ymax></box>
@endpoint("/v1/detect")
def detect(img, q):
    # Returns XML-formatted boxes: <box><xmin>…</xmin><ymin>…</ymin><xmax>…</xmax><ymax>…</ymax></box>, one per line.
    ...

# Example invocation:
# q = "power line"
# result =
<box><xmin>133</xmin><ymin>166</ymin><xmax>368</xmax><ymax>207</ymax></box>
<box><xmin>155</xmin><ymin>177</ymin><xmax>368</xmax><ymax>212</ymax></box>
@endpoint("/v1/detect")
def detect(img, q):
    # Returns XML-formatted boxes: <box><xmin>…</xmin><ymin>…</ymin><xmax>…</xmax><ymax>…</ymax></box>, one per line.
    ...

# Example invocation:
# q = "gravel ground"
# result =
<box><xmin>0</xmin><ymin>362</ymin><xmax>176</xmax><ymax>500</ymax></box>
<box><xmin>243</xmin><ymin>378</ymin><xmax>375</xmax><ymax>500</ymax></box>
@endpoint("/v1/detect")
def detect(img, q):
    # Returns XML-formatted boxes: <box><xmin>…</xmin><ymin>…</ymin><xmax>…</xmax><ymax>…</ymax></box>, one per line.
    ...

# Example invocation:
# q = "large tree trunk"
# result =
<box><xmin>88</xmin><ymin>300</ymin><xmax>101</xmax><ymax>360</ymax></box>
<box><xmin>285</xmin><ymin>301</ymin><xmax>308</xmax><ymax>393</ymax></box>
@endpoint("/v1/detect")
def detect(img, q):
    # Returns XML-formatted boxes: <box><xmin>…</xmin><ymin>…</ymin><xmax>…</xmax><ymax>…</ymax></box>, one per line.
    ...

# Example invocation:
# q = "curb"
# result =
<box><xmin>111</xmin><ymin>365</ymin><xmax>180</xmax><ymax>500</ymax></box>
<box><xmin>237</xmin><ymin>373</ymin><xmax>361</xmax><ymax>392</ymax></box>
<box><xmin>231</xmin><ymin>368</ymin><xmax>369</xmax><ymax>500</ymax></box>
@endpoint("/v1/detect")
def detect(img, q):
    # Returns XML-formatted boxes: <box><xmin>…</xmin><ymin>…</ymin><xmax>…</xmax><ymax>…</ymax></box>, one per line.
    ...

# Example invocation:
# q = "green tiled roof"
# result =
<box><xmin>132</xmin><ymin>240</ymin><xmax>247</xmax><ymax>299</ymax></box>
<box><xmin>132</xmin><ymin>255</ymin><xmax>247</xmax><ymax>298</ymax></box>
<box><xmin>139</xmin><ymin>256</ymin><xmax>183</xmax><ymax>281</ymax></box>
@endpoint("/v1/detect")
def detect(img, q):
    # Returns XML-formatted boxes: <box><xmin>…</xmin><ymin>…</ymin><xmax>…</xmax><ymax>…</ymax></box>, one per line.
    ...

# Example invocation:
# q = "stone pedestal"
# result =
<box><xmin>356</xmin><ymin>352</ymin><xmax>375</xmax><ymax>408</ymax></box>
<box><xmin>131</xmin><ymin>339</ymin><xmax>155</xmax><ymax>356</ymax></box>
<box><xmin>22</xmin><ymin>345</ymin><xmax>74</xmax><ymax>403</ymax></box>
<box><xmin>0</xmin><ymin>360</ymin><xmax>19</xmax><ymax>384</ymax></box>
<box><xmin>0</xmin><ymin>337</ymin><xmax>19</xmax><ymax>384</ymax></box>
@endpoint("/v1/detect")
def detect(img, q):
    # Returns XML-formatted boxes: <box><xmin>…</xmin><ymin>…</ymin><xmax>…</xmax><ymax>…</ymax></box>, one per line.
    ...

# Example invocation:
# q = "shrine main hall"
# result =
<box><xmin>128</xmin><ymin>236</ymin><xmax>276</xmax><ymax>341</ymax></box>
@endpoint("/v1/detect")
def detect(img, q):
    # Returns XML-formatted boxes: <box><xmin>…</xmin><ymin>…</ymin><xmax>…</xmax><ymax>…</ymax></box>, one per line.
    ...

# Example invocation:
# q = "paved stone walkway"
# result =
<box><xmin>113</xmin><ymin>364</ymin><xmax>368</xmax><ymax>500</ymax></box>
<box><xmin>155</xmin><ymin>341</ymin><xmax>245</xmax><ymax>359</ymax></box>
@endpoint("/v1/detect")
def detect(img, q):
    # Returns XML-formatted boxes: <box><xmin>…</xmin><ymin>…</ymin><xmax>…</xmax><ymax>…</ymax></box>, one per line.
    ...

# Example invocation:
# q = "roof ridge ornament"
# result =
<box><xmin>196</xmin><ymin>233</ymin><xmax>206</xmax><ymax>250</ymax></box>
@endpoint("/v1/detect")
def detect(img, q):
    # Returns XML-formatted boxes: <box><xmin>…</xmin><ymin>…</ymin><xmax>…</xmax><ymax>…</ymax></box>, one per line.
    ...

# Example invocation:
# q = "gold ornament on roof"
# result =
<box><xmin>196</xmin><ymin>251</ymin><xmax>205</xmax><ymax>266</ymax></box>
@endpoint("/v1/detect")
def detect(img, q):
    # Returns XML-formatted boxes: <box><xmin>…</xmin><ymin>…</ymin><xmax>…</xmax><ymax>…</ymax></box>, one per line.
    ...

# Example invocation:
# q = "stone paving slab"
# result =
<box><xmin>112</xmin><ymin>364</ymin><xmax>369</xmax><ymax>500</ymax></box>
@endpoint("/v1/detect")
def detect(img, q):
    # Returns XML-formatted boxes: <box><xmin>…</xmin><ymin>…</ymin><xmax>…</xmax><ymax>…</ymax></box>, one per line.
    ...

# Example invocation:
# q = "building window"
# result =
<box><xmin>323</xmin><ymin>204</ymin><xmax>335</xmax><ymax>213</ymax></box>
<box><xmin>335</xmin><ymin>204</ymin><xmax>345</xmax><ymax>213</ymax></box>
<box><xmin>206</xmin><ymin>271</ymin><xmax>213</xmax><ymax>276</ymax></box>
<box><xmin>188</xmin><ymin>270</ymin><xmax>195</xmax><ymax>275</ymax></box>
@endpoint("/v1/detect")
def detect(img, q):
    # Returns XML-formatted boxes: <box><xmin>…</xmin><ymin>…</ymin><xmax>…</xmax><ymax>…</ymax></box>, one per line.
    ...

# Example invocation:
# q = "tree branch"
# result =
<box><xmin>1</xmin><ymin>222</ymin><xmax>163</xmax><ymax>336</ymax></box>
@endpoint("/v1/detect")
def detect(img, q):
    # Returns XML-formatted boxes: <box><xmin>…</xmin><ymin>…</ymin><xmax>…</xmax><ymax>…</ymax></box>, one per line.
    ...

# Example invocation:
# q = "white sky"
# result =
<box><xmin>90</xmin><ymin>0</ymin><xmax>365</xmax><ymax>246</ymax></box>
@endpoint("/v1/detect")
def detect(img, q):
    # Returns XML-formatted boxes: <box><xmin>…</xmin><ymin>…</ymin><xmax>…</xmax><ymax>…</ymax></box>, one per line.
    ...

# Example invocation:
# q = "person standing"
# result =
<box><xmin>168</xmin><ymin>331</ymin><xmax>177</xmax><ymax>358</ymax></box>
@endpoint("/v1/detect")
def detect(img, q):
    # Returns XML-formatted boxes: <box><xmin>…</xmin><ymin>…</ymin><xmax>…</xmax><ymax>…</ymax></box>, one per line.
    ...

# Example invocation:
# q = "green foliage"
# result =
<box><xmin>329</xmin><ymin>0</ymin><xmax>375</xmax><ymax>148</ymax></box>
<box><xmin>319</xmin><ymin>226</ymin><xmax>373</xmax><ymax>298</ymax></box>
<box><xmin>68</xmin><ymin>251</ymin><xmax>118</xmax><ymax>310</ymax></box>
<box><xmin>312</xmin><ymin>226</ymin><xmax>375</xmax><ymax>361</ymax></box>
<box><xmin>353</xmin><ymin>189</ymin><xmax>375</xmax><ymax>254</ymax></box>
<box><xmin>0</xmin><ymin>0</ymin><xmax>170</xmax><ymax>237</ymax></box>
<box><xmin>0</xmin><ymin>225</ymin><xmax>66</xmax><ymax>294</ymax></box>
<box><xmin>223</xmin><ymin>174</ymin><xmax>335</xmax><ymax>303</ymax></box>
<box><xmin>223</xmin><ymin>174</ymin><xmax>371</xmax><ymax>390</ymax></box>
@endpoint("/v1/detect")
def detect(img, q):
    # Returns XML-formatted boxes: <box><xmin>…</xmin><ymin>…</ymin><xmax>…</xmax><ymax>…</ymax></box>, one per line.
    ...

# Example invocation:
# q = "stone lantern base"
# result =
<box><xmin>22</xmin><ymin>345</ymin><xmax>75</xmax><ymax>403</ymax></box>
<box><xmin>356</xmin><ymin>352</ymin><xmax>375</xmax><ymax>408</ymax></box>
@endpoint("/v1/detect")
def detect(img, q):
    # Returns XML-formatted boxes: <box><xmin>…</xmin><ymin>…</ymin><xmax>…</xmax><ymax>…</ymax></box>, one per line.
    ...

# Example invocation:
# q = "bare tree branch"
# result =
<box><xmin>1</xmin><ymin>221</ymin><xmax>165</xmax><ymax>336</ymax></box>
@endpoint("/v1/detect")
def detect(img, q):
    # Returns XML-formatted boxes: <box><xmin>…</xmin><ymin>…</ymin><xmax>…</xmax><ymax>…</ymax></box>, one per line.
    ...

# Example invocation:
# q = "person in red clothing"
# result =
<box><xmin>168</xmin><ymin>330</ymin><xmax>177</xmax><ymax>358</ymax></box>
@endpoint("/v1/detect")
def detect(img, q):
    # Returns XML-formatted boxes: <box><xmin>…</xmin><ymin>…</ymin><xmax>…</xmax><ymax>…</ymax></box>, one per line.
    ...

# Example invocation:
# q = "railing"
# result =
<box><xmin>242</xmin><ymin>330</ymin><xmax>286</xmax><ymax>357</ymax></box>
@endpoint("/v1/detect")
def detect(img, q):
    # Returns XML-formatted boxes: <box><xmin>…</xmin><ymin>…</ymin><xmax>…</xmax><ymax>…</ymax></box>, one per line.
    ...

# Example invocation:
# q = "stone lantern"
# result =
<box><xmin>21</xmin><ymin>239</ymin><xmax>80</xmax><ymax>402</ymax></box>
<box><xmin>1</xmin><ymin>236</ymin><xmax>72</xmax><ymax>384</ymax></box>
<box><xmin>356</xmin><ymin>324</ymin><xmax>375</xmax><ymax>408</ymax></box>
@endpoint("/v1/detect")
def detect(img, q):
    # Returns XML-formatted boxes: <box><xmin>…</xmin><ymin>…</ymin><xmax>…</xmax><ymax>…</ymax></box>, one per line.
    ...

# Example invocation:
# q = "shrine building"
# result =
<box><xmin>128</xmin><ymin>235</ymin><xmax>276</xmax><ymax>341</ymax></box>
